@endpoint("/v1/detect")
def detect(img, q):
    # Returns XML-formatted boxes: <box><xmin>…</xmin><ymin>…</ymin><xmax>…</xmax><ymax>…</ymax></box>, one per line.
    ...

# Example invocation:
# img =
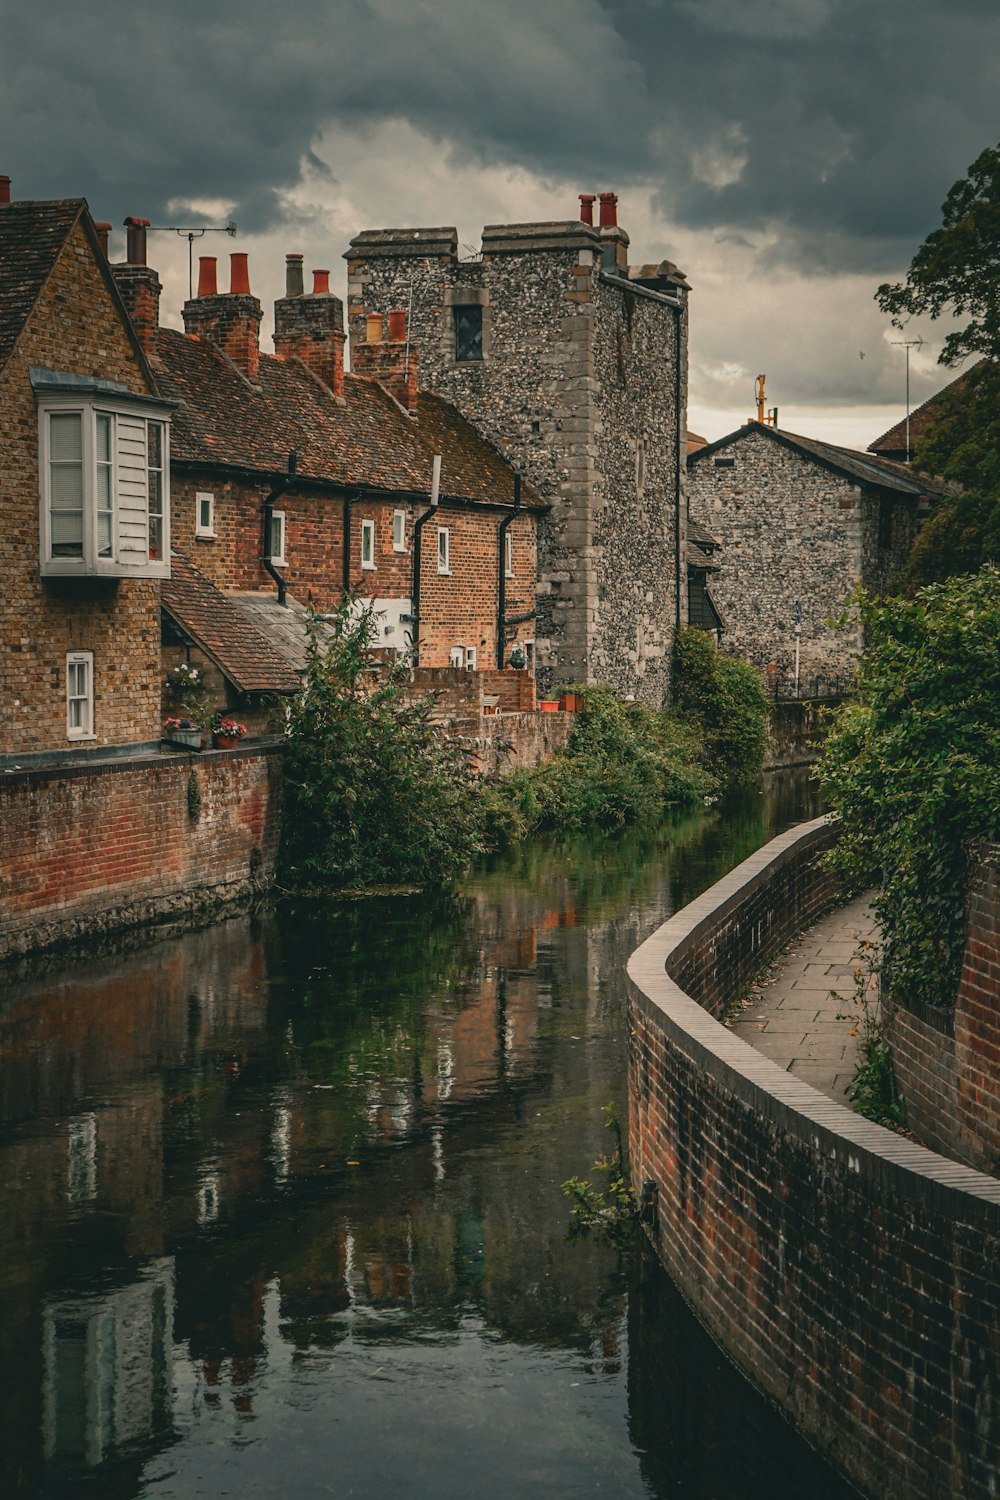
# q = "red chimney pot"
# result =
<box><xmin>579</xmin><ymin>193</ymin><xmax>596</xmax><ymax>226</ymax></box>
<box><xmin>0</xmin><ymin>175</ymin><xmax>11</xmax><ymax>207</ymax></box>
<box><xmin>197</xmin><ymin>256</ymin><xmax>218</xmax><ymax>298</ymax></box>
<box><xmin>598</xmin><ymin>192</ymin><xmax>618</xmax><ymax>228</ymax></box>
<box><xmin>124</xmin><ymin>216</ymin><xmax>150</xmax><ymax>265</ymax></box>
<box><xmin>313</xmin><ymin>269</ymin><xmax>331</xmax><ymax>295</ymax></box>
<box><xmin>94</xmin><ymin>221</ymin><xmax>113</xmax><ymax>258</ymax></box>
<box><xmin>387</xmin><ymin>308</ymin><xmax>407</xmax><ymax>342</ymax></box>
<box><xmin>230</xmin><ymin>252</ymin><xmax>251</xmax><ymax>295</ymax></box>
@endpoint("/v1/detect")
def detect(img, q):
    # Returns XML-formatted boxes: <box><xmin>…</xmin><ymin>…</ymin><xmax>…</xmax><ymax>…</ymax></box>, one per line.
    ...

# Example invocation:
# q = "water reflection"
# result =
<box><xmin>0</xmin><ymin>770</ymin><xmax>851</xmax><ymax>1498</ymax></box>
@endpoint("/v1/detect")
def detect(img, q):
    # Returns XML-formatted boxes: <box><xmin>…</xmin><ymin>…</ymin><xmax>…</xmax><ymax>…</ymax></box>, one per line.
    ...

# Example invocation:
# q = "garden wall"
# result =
<box><xmin>0</xmin><ymin>744</ymin><xmax>283</xmax><ymax>960</ymax></box>
<box><xmin>627</xmin><ymin>817</ymin><xmax>1000</xmax><ymax>1500</ymax></box>
<box><xmin>891</xmin><ymin>845</ymin><xmax>1000</xmax><ymax>1174</ymax></box>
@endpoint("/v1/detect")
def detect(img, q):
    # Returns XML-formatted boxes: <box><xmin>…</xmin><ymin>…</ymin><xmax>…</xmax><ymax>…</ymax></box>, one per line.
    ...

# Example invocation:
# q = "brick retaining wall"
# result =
<box><xmin>891</xmin><ymin>846</ymin><xmax>1000</xmax><ymax>1174</ymax></box>
<box><xmin>0</xmin><ymin>745</ymin><xmax>283</xmax><ymax>959</ymax></box>
<box><xmin>627</xmin><ymin>817</ymin><xmax>1000</xmax><ymax>1500</ymax></box>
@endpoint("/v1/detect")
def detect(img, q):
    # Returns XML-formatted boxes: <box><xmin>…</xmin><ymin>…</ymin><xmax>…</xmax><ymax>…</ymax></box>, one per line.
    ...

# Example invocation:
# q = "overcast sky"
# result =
<box><xmin>4</xmin><ymin>0</ymin><xmax>999</xmax><ymax>446</ymax></box>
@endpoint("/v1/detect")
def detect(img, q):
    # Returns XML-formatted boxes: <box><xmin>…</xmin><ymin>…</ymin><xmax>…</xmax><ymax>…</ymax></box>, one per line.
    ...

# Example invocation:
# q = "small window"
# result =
<box><xmin>454</xmin><ymin>305</ymin><xmax>483</xmax><ymax>363</ymax></box>
<box><xmin>147</xmin><ymin>422</ymin><xmax>165</xmax><ymax>561</ymax></box>
<box><xmin>196</xmin><ymin>491</ymin><xmax>215</xmax><ymax>538</ymax></box>
<box><xmin>437</xmin><ymin>527</ymin><xmax>450</xmax><ymax>574</ymax></box>
<box><xmin>504</xmin><ymin>530</ymin><xmax>514</xmax><ymax>577</ymax></box>
<box><xmin>714</xmin><ymin>455</ymin><xmax>735</xmax><ymax>468</ymax></box>
<box><xmin>392</xmin><ymin>509</ymin><xmax>407</xmax><ymax>552</ymax></box>
<box><xmin>48</xmin><ymin>412</ymin><xmax>85</xmax><ymax>559</ymax></box>
<box><xmin>449</xmin><ymin>646</ymin><xmax>464</xmax><ymax>669</ymax></box>
<box><xmin>361</xmin><ymin>518</ymin><xmax>376</xmax><ymax>569</ymax></box>
<box><xmin>66</xmin><ymin>651</ymin><xmax>94</xmax><ymax>741</ymax></box>
<box><xmin>268</xmin><ymin>510</ymin><xmax>286</xmax><ymax>565</ymax></box>
<box><xmin>465</xmin><ymin>645</ymin><xmax>477</xmax><ymax>671</ymax></box>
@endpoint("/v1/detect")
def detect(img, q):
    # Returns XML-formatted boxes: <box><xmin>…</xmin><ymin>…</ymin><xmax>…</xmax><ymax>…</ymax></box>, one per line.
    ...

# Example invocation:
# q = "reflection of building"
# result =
<box><xmin>42</xmin><ymin>1257</ymin><xmax>174</xmax><ymax>1469</ymax></box>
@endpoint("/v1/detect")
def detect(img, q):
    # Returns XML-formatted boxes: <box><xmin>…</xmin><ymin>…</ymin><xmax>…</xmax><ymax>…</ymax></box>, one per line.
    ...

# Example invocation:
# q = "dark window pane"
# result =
<box><xmin>454</xmin><ymin>305</ymin><xmax>483</xmax><ymax>362</ymax></box>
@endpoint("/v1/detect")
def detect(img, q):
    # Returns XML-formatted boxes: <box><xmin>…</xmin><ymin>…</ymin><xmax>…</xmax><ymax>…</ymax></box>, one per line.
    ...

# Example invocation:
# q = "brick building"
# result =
<box><xmin>0</xmin><ymin>185</ymin><xmax>176</xmax><ymax>761</ymax></box>
<box><xmin>113</xmin><ymin>242</ymin><xmax>545</xmax><ymax>676</ymax></box>
<box><xmin>345</xmin><ymin>193</ymin><xmax>690</xmax><ymax>702</ymax></box>
<box><xmin>686</xmin><ymin>422</ymin><xmax>950</xmax><ymax>681</ymax></box>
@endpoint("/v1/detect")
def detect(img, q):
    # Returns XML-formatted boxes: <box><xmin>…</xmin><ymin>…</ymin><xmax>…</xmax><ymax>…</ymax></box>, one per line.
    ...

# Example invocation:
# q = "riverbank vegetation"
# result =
<box><xmin>819</xmin><ymin>567</ymin><xmax>1000</xmax><ymax>1010</ymax></box>
<box><xmin>280</xmin><ymin>603</ymin><xmax>771</xmax><ymax>893</ymax></box>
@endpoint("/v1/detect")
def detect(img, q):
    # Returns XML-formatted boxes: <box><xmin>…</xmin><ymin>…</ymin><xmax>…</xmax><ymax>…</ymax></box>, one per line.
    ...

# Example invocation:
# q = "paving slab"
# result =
<box><xmin>729</xmin><ymin>895</ymin><xmax>875</xmax><ymax>1106</ymax></box>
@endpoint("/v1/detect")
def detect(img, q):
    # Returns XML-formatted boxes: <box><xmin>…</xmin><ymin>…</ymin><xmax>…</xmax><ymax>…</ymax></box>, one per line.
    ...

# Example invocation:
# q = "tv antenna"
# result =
<box><xmin>146</xmin><ymin>221</ymin><xmax>239</xmax><ymax>299</ymax></box>
<box><xmin>891</xmin><ymin>337</ymin><xmax>924</xmax><ymax>460</ymax></box>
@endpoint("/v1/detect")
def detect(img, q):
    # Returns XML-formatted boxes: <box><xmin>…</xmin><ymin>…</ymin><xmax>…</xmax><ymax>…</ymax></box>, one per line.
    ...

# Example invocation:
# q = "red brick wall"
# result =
<box><xmin>0</xmin><ymin>746</ymin><xmax>283</xmax><ymax>958</ymax></box>
<box><xmin>628</xmin><ymin>819</ymin><xmax>1000</xmax><ymax>1500</ymax></box>
<box><xmin>0</xmin><ymin>218</ymin><xmax>162</xmax><ymax>755</ymax></box>
<box><xmin>171</xmin><ymin>472</ymin><xmax>537</xmax><ymax>668</ymax></box>
<box><xmin>891</xmin><ymin>847</ymin><xmax>1000</xmax><ymax>1173</ymax></box>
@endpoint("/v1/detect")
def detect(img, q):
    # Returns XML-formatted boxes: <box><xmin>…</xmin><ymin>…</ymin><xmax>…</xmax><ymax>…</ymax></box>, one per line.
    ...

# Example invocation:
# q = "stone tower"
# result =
<box><xmin>344</xmin><ymin>196</ymin><xmax>690</xmax><ymax>702</ymax></box>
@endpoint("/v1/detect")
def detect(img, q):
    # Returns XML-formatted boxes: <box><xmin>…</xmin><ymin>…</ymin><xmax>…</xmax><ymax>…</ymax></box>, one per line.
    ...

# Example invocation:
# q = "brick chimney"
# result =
<box><xmin>111</xmin><ymin>216</ymin><xmax>162</xmax><ymax>355</ymax></box>
<box><xmin>273</xmin><ymin>256</ymin><xmax>346</xmax><ymax>398</ymax></box>
<box><xmin>183</xmin><ymin>252</ymin><xmax>262</xmax><ymax>380</ymax></box>
<box><xmin>597</xmin><ymin>193</ymin><xmax>629</xmax><ymax>274</ymax></box>
<box><xmin>351</xmin><ymin>307</ymin><xmax>418</xmax><ymax>413</ymax></box>
<box><xmin>0</xmin><ymin>175</ymin><xmax>11</xmax><ymax>207</ymax></box>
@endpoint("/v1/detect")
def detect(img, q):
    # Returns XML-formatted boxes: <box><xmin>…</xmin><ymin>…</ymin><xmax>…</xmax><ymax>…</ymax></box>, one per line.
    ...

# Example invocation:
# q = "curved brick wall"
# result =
<box><xmin>627</xmin><ymin>817</ymin><xmax>1000</xmax><ymax>1500</ymax></box>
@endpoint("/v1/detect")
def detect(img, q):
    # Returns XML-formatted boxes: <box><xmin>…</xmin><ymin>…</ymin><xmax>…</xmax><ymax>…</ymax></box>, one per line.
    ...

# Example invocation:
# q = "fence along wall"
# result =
<box><xmin>627</xmin><ymin>818</ymin><xmax>1000</xmax><ymax>1500</ymax></box>
<box><xmin>0</xmin><ymin>746</ymin><xmax>283</xmax><ymax>960</ymax></box>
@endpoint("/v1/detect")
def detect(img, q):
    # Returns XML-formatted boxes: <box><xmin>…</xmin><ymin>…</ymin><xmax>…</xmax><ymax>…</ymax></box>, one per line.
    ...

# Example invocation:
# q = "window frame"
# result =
<box><xmin>449</xmin><ymin>646</ymin><xmax>464</xmax><ymax>669</ymax></box>
<box><xmin>360</xmin><ymin>517</ymin><xmax>376</xmax><ymax>570</ymax></box>
<box><xmin>268</xmin><ymin>509</ymin><xmax>287</xmax><ymax>566</ymax></box>
<box><xmin>392</xmin><ymin>509</ymin><xmax>407</xmax><ymax>552</ymax></box>
<box><xmin>195</xmin><ymin>491</ymin><xmax>216</xmax><ymax>539</ymax></box>
<box><xmin>37</xmin><ymin>390</ymin><xmax>172</xmax><ymax>579</ymax></box>
<box><xmin>504</xmin><ymin>530</ymin><xmax>514</xmax><ymax>577</ymax></box>
<box><xmin>465</xmin><ymin>645</ymin><xmax>477</xmax><ymax>671</ymax></box>
<box><xmin>65</xmin><ymin>650</ymin><xmax>95</xmax><ymax>742</ymax></box>
<box><xmin>437</xmin><ymin>526</ymin><xmax>450</xmax><ymax>575</ymax></box>
<box><xmin>453</xmin><ymin>304</ymin><xmax>484</xmax><ymax>363</ymax></box>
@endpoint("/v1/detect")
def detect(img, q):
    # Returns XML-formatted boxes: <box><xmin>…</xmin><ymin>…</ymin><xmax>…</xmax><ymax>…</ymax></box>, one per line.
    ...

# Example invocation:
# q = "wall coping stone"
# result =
<box><xmin>627</xmin><ymin>814</ymin><xmax>1000</xmax><ymax>1227</ymax></box>
<box><xmin>0</xmin><ymin>738</ymin><xmax>284</xmax><ymax>789</ymax></box>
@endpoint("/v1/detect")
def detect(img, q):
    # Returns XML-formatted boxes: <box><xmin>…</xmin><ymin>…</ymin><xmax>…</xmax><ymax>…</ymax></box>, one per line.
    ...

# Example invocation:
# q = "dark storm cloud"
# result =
<box><xmin>2</xmin><ymin>0</ymin><xmax>997</xmax><ymax>270</ymax></box>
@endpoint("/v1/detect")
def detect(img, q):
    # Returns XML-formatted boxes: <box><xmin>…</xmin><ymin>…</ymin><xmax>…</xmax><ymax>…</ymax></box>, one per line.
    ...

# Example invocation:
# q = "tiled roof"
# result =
<box><xmin>153</xmin><ymin>330</ymin><xmax>541</xmax><ymax>506</ymax></box>
<box><xmin>689</xmin><ymin>422</ymin><xmax>951</xmax><ymax>499</ymax></box>
<box><xmin>868</xmin><ymin>362</ymin><xmax>984</xmax><ymax>455</ymax></box>
<box><xmin>162</xmin><ymin>551</ymin><xmax>302</xmax><ymax>695</ymax></box>
<box><xmin>230</xmin><ymin>591</ymin><xmax>332</xmax><ymax>675</ymax></box>
<box><xmin>0</xmin><ymin>199</ymin><xmax>83</xmax><ymax>375</ymax></box>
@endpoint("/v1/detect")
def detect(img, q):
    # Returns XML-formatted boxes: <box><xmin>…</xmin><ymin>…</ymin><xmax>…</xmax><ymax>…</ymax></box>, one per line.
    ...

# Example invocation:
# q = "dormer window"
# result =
<box><xmin>34</xmin><ymin>368</ymin><xmax>174</xmax><ymax>580</ymax></box>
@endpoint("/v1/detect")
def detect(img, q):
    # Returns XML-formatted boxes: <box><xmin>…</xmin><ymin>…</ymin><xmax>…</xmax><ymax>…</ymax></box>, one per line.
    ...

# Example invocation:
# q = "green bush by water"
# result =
<box><xmin>671</xmin><ymin>626</ymin><xmax>769</xmax><ymax>786</ymax></box>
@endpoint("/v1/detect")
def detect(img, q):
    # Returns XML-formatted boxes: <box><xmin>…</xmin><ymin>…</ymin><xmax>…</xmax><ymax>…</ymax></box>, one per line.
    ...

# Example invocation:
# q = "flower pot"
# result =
<box><xmin>166</xmin><ymin>727</ymin><xmax>203</xmax><ymax>750</ymax></box>
<box><xmin>538</xmin><ymin>699</ymin><xmax>559</xmax><ymax>713</ymax></box>
<box><xmin>215</xmin><ymin>735</ymin><xmax>238</xmax><ymax>750</ymax></box>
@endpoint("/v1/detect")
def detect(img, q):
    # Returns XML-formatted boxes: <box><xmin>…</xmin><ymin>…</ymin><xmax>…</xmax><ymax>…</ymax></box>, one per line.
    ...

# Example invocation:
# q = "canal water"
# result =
<box><xmin>0</xmin><ymin>772</ymin><xmax>857</xmax><ymax>1499</ymax></box>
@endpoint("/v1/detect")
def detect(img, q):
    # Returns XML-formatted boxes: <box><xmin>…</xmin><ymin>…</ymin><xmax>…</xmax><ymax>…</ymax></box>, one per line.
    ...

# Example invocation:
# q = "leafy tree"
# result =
<box><xmin>819</xmin><ymin>568</ymin><xmax>1000</xmax><ymax>1010</ymax></box>
<box><xmin>876</xmin><ymin>142</ymin><xmax>1000</xmax><ymax>366</ymax></box>
<box><xmin>280</xmin><ymin>601</ymin><xmax>485</xmax><ymax>890</ymax></box>
<box><xmin>670</xmin><ymin>626</ymin><xmax>769</xmax><ymax>785</ymax></box>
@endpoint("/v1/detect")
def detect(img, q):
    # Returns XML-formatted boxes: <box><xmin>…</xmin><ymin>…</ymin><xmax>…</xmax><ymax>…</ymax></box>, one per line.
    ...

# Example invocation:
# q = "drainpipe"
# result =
<box><xmin>262</xmin><ymin>450</ymin><xmax>296</xmax><ymax>606</ymax></box>
<box><xmin>342</xmin><ymin>490</ymin><xmax>361</xmax><ymax>596</ymax></box>
<box><xmin>496</xmin><ymin>474</ymin><xmax>522</xmax><ymax>669</ymax></box>
<box><xmin>410</xmin><ymin>454</ymin><xmax>441</xmax><ymax>665</ymax></box>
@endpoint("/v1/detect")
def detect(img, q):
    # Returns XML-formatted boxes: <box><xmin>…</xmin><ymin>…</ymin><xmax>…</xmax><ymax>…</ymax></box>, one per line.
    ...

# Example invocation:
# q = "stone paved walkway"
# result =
<box><xmin>730</xmin><ymin>895</ymin><xmax>878</xmax><ymax>1105</ymax></box>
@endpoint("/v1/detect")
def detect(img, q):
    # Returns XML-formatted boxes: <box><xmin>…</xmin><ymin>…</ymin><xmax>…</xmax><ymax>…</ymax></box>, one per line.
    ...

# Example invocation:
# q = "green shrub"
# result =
<box><xmin>671</xmin><ymin>627</ymin><xmax>769</xmax><ymax>785</ymax></box>
<box><xmin>819</xmin><ymin>568</ymin><xmax>1000</xmax><ymax>1009</ymax></box>
<box><xmin>280</xmin><ymin>601</ymin><xmax>485</xmax><ymax>890</ymax></box>
<box><xmin>480</xmin><ymin>686</ymin><xmax>710</xmax><ymax>845</ymax></box>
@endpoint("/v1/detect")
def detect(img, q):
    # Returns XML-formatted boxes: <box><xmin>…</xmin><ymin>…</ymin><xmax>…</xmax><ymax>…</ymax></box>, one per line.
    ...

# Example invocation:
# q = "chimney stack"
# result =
<box><xmin>0</xmin><ymin>175</ymin><xmax>11</xmax><ymax>207</ymax></box>
<box><xmin>579</xmin><ymin>193</ymin><xmax>596</xmax><ymax>226</ymax></box>
<box><xmin>351</xmin><ymin>307</ymin><xmax>418</xmax><ymax>413</ymax></box>
<box><xmin>273</xmin><ymin>256</ymin><xmax>346</xmax><ymax>398</ymax></box>
<box><xmin>112</xmin><ymin>215</ymin><xmax>161</xmax><ymax>354</ymax></box>
<box><xmin>183</xmin><ymin>252</ymin><xmax>262</xmax><ymax>380</ymax></box>
<box><xmin>597</xmin><ymin>192</ymin><xmax>629</xmax><ymax>273</ymax></box>
<box><xmin>93</xmin><ymin>221</ymin><xmax>112</xmax><ymax>259</ymax></box>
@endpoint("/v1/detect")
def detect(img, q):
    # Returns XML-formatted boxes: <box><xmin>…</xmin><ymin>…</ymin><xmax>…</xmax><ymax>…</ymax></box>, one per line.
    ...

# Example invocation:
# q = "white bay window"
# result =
<box><xmin>34</xmin><ymin>370</ymin><xmax>174</xmax><ymax>579</ymax></box>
